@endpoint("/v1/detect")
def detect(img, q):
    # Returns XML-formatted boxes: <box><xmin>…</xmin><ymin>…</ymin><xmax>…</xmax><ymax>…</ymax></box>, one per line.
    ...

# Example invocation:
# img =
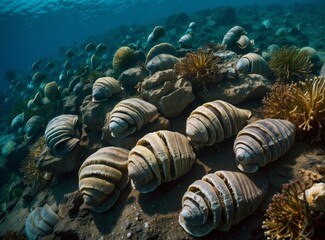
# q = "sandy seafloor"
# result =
<box><xmin>0</xmin><ymin>2</ymin><xmax>325</xmax><ymax>240</ymax></box>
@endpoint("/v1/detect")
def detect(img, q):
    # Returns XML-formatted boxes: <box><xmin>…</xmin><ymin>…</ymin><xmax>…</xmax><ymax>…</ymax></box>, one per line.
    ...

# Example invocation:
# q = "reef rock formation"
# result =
<box><xmin>140</xmin><ymin>69</ymin><xmax>195</xmax><ymax>118</ymax></box>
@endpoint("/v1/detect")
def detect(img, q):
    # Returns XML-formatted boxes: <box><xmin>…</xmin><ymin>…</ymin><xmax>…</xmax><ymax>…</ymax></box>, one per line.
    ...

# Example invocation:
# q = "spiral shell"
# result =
<box><xmin>234</xmin><ymin>118</ymin><xmax>296</xmax><ymax>173</ymax></box>
<box><xmin>236</xmin><ymin>35</ymin><xmax>254</xmax><ymax>49</ymax></box>
<box><xmin>178</xmin><ymin>33</ymin><xmax>194</xmax><ymax>48</ymax></box>
<box><xmin>11</xmin><ymin>112</ymin><xmax>25</xmax><ymax>130</ymax></box>
<box><xmin>186</xmin><ymin>100</ymin><xmax>252</xmax><ymax>147</ymax></box>
<box><xmin>44</xmin><ymin>81</ymin><xmax>59</xmax><ymax>101</ymax></box>
<box><xmin>146</xmin><ymin>43</ymin><xmax>177</xmax><ymax>64</ymax></box>
<box><xmin>25</xmin><ymin>204</ymin><xmax>61</xmax><ymax>240</ymax></box>
<box><xmin>24</xmin><ymin>115</ymin><xmax>42</xmax><ymax>139</ymax></box>
<box><xmin>44</xmin><ymin>114</ymin><xmax>79</xmax><ymax>157</ymax></box>
<box><xmin>147</xmin><ymin>25</ymin><xmax>166</xmax><ymax>43</ymax></box>
<box><xmin>92</xmin><ymin>77</ymin><xmax>122</xmax><ymax>103</ymax></box>
<box><xmin>32</xmin><ymin>71</ymin><xmax>46</xmax><ymax>82</ymax></box>
<box><xmin>109</xmin><ymin>98</ymin><xmax>158</xmax><ymax>138</ymax></box>
<box><xmin>146</xmin><ymin>53</ymin><xmax>180</xmax><ymax>74</ymax></box>
<box><xmin>222</xmin><ymin>26</ymin><xmax>247</xmax><ymax>46</ymax></box>
<box><xmin>236</xmin><ymin>53</ymin><xmax>269</xmax><ymax>77</ymax></box>
<box><xmin>78</xmin><ymin>147</ymin><xmax>129</xmax><ymax>212</ymax></box>
<box><xmin>179</xmin><ymin>170</ymin><xmax>269</xmax><ymax>237</ymax></box>
<box><xmin>128</xmin><ymin>130</ymin><xmax>196</xmax><ymax>193</ymax></box>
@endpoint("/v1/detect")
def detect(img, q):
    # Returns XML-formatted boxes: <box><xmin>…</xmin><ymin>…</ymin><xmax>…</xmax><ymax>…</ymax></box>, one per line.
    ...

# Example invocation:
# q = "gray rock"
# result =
<box><xmin>118</xmin><ymin>66</ymin><xmax>149</xmax><ymax>95</ymax></box>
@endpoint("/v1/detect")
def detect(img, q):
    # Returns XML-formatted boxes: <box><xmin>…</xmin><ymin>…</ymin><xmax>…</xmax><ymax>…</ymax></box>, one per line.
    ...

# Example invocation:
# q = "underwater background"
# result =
<box><xmin>1</xmin><ymin>0</ymin><xmax>325</xmax><ymax>239</ymax></box>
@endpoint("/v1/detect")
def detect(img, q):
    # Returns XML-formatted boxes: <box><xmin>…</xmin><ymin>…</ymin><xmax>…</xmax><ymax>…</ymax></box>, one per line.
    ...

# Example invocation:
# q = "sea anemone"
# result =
<box><xmin>174</xmin><ymin>48</ymin><xmax>221</xmax><ymax>91</ymax></box>
<box><xmin>261</xmin><ymin>76</ymin><xmax>325</xmax><ymax>139</ymax></box>
<box><xmin>112</xmin><ymin>46</ymin><xmax>145</xmax><ymax>74</ymax></box>
<box><xmin>269</xmin><ymin>46</ymin><xmax>312</xmax><ymax>81</ymax></box>
<box><xmin>20</xmin><ymin>137</ymin><xmax>50</xmax><ymax>187</ymax></box>
<box><xmin>262</xmin><ymin>179</ymin><xmax>315</xmax><ymax>240</ymax></box>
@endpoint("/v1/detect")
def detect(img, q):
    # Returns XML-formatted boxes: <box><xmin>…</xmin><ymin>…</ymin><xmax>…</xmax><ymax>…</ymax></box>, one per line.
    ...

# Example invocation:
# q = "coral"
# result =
<box><xmin>0</xmin><ymin>230</ymin><xmax>27</xmax><ymax>240</ymax></box>
<box><xmin>261</xmin><ymin>77</ymin><xmax>325</xmax><ymax>139</ymax></box>
<box><xmin>269</xmin><ymin>46</ymin><xmax>312</xmax><ymax>81</ymax></box>
<box><xmin>20</xmin><ymin>136</ymin><xmax>49</xmax><ymax>187</ymax></box>
<box><xmin>174</xmin><ymin>48</ymin><xmax>221</xmax><ymax>91</ymax></box>
<box><xmin>262</xmin><ymin>179</ymin><xmax>315</xmax><ymax>240</ymax></box>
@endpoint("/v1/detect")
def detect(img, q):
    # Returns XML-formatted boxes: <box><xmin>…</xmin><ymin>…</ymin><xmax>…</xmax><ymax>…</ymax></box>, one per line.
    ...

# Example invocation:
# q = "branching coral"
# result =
<box><xmin>261</xmin><ymin>76</ymin><xmax>325</xmax><ymax>139</ymax></box>
<box><xmin>262</xmin><ymin>179</ymin><xmax>315</xmax><ymax>240</ymax></box>
<box><xmin>20</xmin><ymin>136</ymin><xmax>50</xmax><ymax>187</ymax></box>
<box><xmin>269</xmin><ymin>46</ymin><xmax>312</xmax><ymax>81</ymax></box>
<box><xmin>174</xmin><ymin>48</ymin><xmax>221</xmax><ymax>91</ymax></box>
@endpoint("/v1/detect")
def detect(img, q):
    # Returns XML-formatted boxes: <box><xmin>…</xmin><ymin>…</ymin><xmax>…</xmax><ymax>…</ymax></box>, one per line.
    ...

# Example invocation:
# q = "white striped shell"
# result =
<box><xmin>25</xmin><ymin>204</ymin><xmax>61</xmax><ymax>240</ymax></box>
<box><xmin>146</xmin><ymin>43</ymin><xmax>177</xmax><ymax>64</ymax></box>
<box><xmin>222</xmin><ymin>26</ymin><xmax>247</xmax><ymax>46</ymax></box>
<box><xmin>92</xmin><ymin>77</ymin><xmax>122</xmax><ymax>103</ymax></box>
<box><xmin>179</xmin><ymin>170</ymin><xmax>269</xmax><ymax>237</ymax></box>
<box><xmin>44</xmin><ymin>114</ymin><xmax>79</xmax><ymax>157</ymax></box>
<box><xmin>128</xmin><ymin>130</ymin><xmax>196</xmax><ymax>193</ymax></box>
<box><xmin>236</xmin><ymin>35</ymin><xmax>254</xmax><ymax>49</ymax></box>
<box><xmin>11</xmin><ymin>112</ymin><xmax>25</xmax><ymax>130</ymax></box>
<box><xmin>109</xmin><ymin>98</ymin><xmax>158</xmax><ymax>138</ymax></box>
<box><xmin>24</xmin><ymin>115</ymin><xmax>42</xmax><ymax>139</ymax></box>
<box><xmin>234</xmin><ymin>118</ymin><xmax>297</xmax><ymax>173</ymax></box>
<box><xmin>146</xmin><ymin>53</ymin><xmax>180</xmax><ymax>74</ymax></box>
<box><xmin>236</xmin><ymin>53</ymin><xmax>269</xmax><ymax>77</ymax></box>
<box><xmin>78</xmin><ymin>147</ymin><xmax>129</xmax><ymax>212</ymax></box>
<box><xmin>186</xmin><ymin>100</ymin><xmax>252</xmax><ymax>147</ymax></box>
<box><xmin>178</xmin><ymin>33</ymin><xmax>194</xmax><ymax>48</ymax></box>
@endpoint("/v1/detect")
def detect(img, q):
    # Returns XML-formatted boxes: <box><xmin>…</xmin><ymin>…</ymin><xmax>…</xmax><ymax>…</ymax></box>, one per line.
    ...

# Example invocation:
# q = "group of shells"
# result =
<box><xmin>21</xmin><ymin>22</ymin><xmax>311</xmax><ymax>238</ymax></box>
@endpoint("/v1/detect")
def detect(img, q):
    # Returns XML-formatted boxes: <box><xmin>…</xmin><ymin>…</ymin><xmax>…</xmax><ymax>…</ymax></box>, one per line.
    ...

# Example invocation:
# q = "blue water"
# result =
<box><xmin>0</xmin><ymin>0</ymin><xmax>322</xmax><ymax>89</ymax></box>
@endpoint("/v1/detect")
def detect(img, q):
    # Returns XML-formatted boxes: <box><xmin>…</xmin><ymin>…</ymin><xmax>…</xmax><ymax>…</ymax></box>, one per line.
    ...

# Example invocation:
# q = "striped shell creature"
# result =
<box><xmin>44</xmin><ymin>81</ymin><xmax>59</xmax><ymax>101</ymax></box>
<box><xmin>179</xmin><ymin>170</ymin><xmax>269</xmax><ymax>237</ymax></box>
<box><xmin>146</xmin><ymin>53</ymin><xmax>180</xmax><ymax>74</ymax></box>
<box><xmin>11</xmin><ymin>112</ymin><xmax>25</xmax><ymax>130</ymax></box>
<box><xmin>147</xmin><ymin>25</ymin><xmax>166</xmax><ymax>43</ymax></box>
<box><xmin>236</xmin><ymin>53</ymin><xmax>269</xmax><ymax>77</ymax></box>
<box><xmin>222</xmin><ymin>26</ymin><xmax>247</xmax><ymax>46</ymax></box>
<box><xmin>234</xmin><ymin>118</ymin><xmax>296</xmax><ymax>173</ymax></box>
<box><xmin>109</xmin><ymin>98</ymin><xmax>158</xmax><ymax>138</ymax></box>
<box><xmin>186</xmin><ymin>100</ymin><xmax>252</xmax><ymax>148</ymax></box>
<box><xmin>178</xmin><ymin>33</ymin><xmax>194</xmax><ymax>48</ymax></box>
<box><xmin>92</xmin><ymin>77</ymin><xmax>122</xmax><ymax>103</ymax></box>
<box><xmin>25</xmin><ymin>204</ymin><xmax>61</xmax><ymax>240</ymax></box>
<box><xmin>24</xmin><ymin>115</ymin><xmax>42</xmax><ymax>139</ymax></box>
<box><xmin>78</xmin><ymin>147</ymin><xmax>129</xmax><ymax>212</ymax></box>
<box><xmin>128</xmin><ymin>130</ymin><xmax>196</xmax><ymax>193</ymax></box>
<box><xmin>145</xmin><ymin>42</ymin><xmax>177</xmax><ymax>64</ymax></box>
<box><xmin>44</xmin><ymin>114</ymin><xmax>80</xmax><ymax>157</ymax></box>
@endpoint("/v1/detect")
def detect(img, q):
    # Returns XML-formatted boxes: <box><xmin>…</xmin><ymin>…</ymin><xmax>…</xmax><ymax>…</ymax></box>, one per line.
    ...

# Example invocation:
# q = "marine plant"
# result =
<box><xmin>261</xmin><ymin>77</ymin><xmax>325</xmax><ymax>139</ymax></box>
<box><xmin>20</xmin><ymin>136</ymin><xmax>49</xmax><ymax>187</ymax></box>
<box><xmin>174</xmin><ymin>48</ymin><xmax>221</xmax><ymax>91</ymax></box>
<box><xmin>269</xmin><ymin>46</ymin><xmax>312</xmax><ymax>81</ymax></box>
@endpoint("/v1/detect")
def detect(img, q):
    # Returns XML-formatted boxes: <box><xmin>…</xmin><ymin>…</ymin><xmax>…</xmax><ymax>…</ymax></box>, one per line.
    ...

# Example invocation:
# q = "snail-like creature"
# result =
<box><xmin>236</xmin><ymin>35</ymin><xmax>254</xmax><ymax>49</ymax></box>
<box><xmin>146</xmin><ymin>42</ymin><xmax>177</xmax><ymax>64</ymax></box>
<box><xmin>234</xmin><ymin>118</ymin><xmax>296</xmax><ymax>173</ymax></box>
<box><xmin>222</xmin><ymin>26</ymin><xmax>247</xmax><ymax>46</ymax></box>
<box><xmin>128</xmin><ymin>130</ymin><xmax>196</xmax><ymax>193</ymax></box>
<box><xmin>186</xmin><ymin>100</ymin><xmax>252</xmax><ymax>148</ymax></box>
<box><xmin>109</xmin><ymin>98</ymin><xmax>158</xmax><ymax>138</ymax></box>
<box><xmin>79</xmin><ymin>147</ymin><xmax>129</xmax><ymax>212</ymax></box>
<box><xmin>24</xmin><ymin>115</ymin><xmax>42</xmax><ymax>139</ymax></box>
<box><xmin>25</xmin><ymin>204</ymin><xmax>61</xmax><ymax>240</ymax></box>
<box><xmin>11</xmin><ymin>112</ymin><xmax>25</xmax><ymax>130</ymax></box>
<box><xmin>92</xmin><ymin>77</ymin><xmax>122</xmax><ymax>103</ymax></box>
<box><xmin>179</xmin><ymin>170</ymin><xmax>269</xmax><ymax>237</ymax></box>
<box><xmin>178</xmin><ymin>33</ymin><xmax>194</xmax><ymax>48</ymax></box>
<box><xmin>44</xmin><ymin>114</ymin><xmax>80</xmax><ymax>157</ymax></box>
<box><xmin>236</xmin><ymin>53</ymin><xmax>269</xmax><ymax>77</ymax></box>
<box><xmin>44</xmin><ymin>81</ymin><xmax>59</xmax><ymax>101</ymax></box>
<box><xmin>147</xmin><ymin>25</ymin><xmax>166</xmax><ymax>43</ymax></box>
<box><xmin>146</xmin><ymin>53</ymin><xmax>180</xmax><ymax>74</ymax></box>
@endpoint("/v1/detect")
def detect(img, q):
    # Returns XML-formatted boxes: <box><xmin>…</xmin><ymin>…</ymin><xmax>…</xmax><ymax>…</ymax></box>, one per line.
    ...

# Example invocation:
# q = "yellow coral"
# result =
<box><xmin>174</xmin><ymin>48</ymin><xmax>221</xmax><ymax>91</ymax></box>
<box><xmin>262</xmin><ymin>76</ymin><xmax>325</xmax><ymax>137</ymax></box>
<box><xmin>269</xmin><ymin>46</ymin><xmax>312</xmax><ymax>81</ymax></box>
<box><xmin>262</xmin><ymin>180</ymin><xmax>315</xmax><ymax>240</ymax></box>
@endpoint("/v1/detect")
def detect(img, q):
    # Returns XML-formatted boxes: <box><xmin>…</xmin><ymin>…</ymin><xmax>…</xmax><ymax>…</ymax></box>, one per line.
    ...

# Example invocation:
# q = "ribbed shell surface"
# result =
<box><xmin>78</xmin><ymin>147</ymin><xmax>129</xmax><ymax>212</ymax></box>
<box><xmin>44</xmin><ymin>81</ymin><xmax>59</xmax><ymax>101</ymax></box>
<box><xmin>128</xmin><ymin>130</ymin><xmax>196</xmax><ymax>193</ymax></box>
<box><xmin>234</xmin><ymin>118</ymin><xmax>296</xmax><ymax>173</ymax></box>
<box><xmin>178</xmin><ymin>170</ymin><xmax>269</xmax><ymax>237</ymax></box>
<box><xmin>186</xmin><ymin>100</ymin><xmax>252</xmax><ymax>147</ymax></box>
<box><xmin>109</xmin><ymin>98</ymin><xmax>158</xmax><ymax>138</ymax></box>
<box><xmin>24</xmin><ymin>115</ymin><xmax>42</xmax><ymax>139</ymax></box>
<box><xmin>44</xmin><ymin>114</ymin><xmax>79</xmax><ymax>157</ymax></box>
<box><xmin>92</xmin><ymin>77</ymin><xmax>122</xmax><ymax>103</ymax></box>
